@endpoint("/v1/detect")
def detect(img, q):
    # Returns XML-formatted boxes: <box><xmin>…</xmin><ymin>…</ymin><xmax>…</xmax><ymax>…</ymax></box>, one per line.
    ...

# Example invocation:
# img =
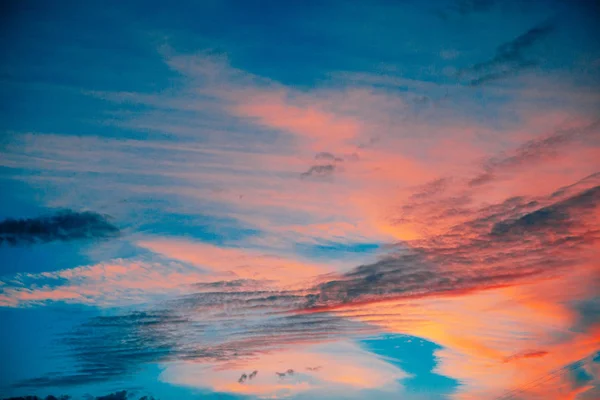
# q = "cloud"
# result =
<box><xmin>460</xmin><ymin>21</ymin><xmax>554</xmax><ymax>86</ymax></box>
<box><xmin>1</xmin><ymin>396</ymin><xmax>71</xmax><ymax>400</ymax></box>
<box><xmin>94</xmin><ymin>391</ymin><xmax>129</xmax><ymax>400</ymax></box>
<box><xmin>503</xmin><ymin>350</ymin><xmax>549</xmax><ymax>363</ymax></box>
<box><xmin>491</xmin><ymin>186</ymin><xmax>600</xmax><ymax>237</ymax></box>
<box><xmin>0</xmin><ymin>210</ymin><xmax>119</xmax><ymax>246</ymax></box>
<box><xmin>11</xmin><ymin>178</ymin><xmax>599</xmax><ymax>392</ymax></box>
<box><xmin>160</xmin><ymin>341</ymin><xmax>407</xmax><ymax>398</ymax></box>
<box><xmin>300</xmin><ymin>164</ymin><xmax>336</xmax><ymax>179</ymax></box>
<box><xmin>3</xmin><ymin>390</ymin><xmax>154</xmax><ymax>400</ymax></box>
<box><xmin>14</xmin><ymin>311</ymin><xmax>185</xmax><ymax>388</ymax></box>
<box><xmin>15</xmin><ymin>303</ymin><xmax>375</xmax><ymax>388</ymax></box>
<box><xmin>3</xmin><ymin>46</ymin><xmax>600</xmax><ymax>399</ymax></box>
<box><xmin>0</xmin><ymin>392</ymin><xmax>157</xmax><ymax>400</ymax></box>
<box><xmin>309</xmin><ymin>183</ymin><xmax>600</xmax><ymax>309</ymax></box>
<box><xmin>314</xmin><ymin>152</ymin><xmax>344</xmax><ymax>162</ymax></box>
<box><xmin>469</xmin><ymin>119</ymin><xmax>600</xmax><ymax>186</ymax></box>
<box><xmin>409</xmin><ymin>178</ymin><xmax>450</xmax><ymax>200</ymax></box>
<box><xmin>231</xmin><ymin>93</ymin><xmax>363</xmax><ymax>150</ymax></box>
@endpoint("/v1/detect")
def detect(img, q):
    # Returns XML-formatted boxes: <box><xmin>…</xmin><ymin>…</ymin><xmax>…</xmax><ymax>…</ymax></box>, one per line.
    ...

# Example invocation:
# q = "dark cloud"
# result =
<box><xmin>467</xmin><ymin>171</ymin><xmax>495</xmax><ymax>187</ymax></box>
<box><xmin>492</xmin><ymin>186</ymin><xmax>600</xmax><ymax>237</ymax></box>
<box><xmin>1</xmin><ymin>397</ymin><xmax>70</xmax><ymax>400</ymax></box>
<box><xmin>237</xmin><ymin>370</ymin><xmax>258</xmax><ymax>383</ymax></box>
<box><xmin>275</xmin><ymin>369</ymin><xmax>294</xmax><ymax>378</ymax></box>
<box><xmin>94</xmin><ymin>392</ymin><xmax>128</xmax><ymax>400</ymax></box>
<box><xmin>503</xmin><ymin>350</ymin><xmax>549</xmax><ymax>363</ymax></box>
<box><xmin>309</xmin><ymin>184</ymin><xmax>600</xmax><ymax>308</ymax></box>
<box><xmin>15</xmin><ymin>289</ymin><xmax>373</xmax><ymax>388</ymax></box>
<box><xmin>315</xmin><ymin>152</ymin><xmax>343</xmax><ymax>162</ymax></box>
<box><xmin>14</xmin><ymin>312</ymin><xmax>186</xmax><ymax>388</ymax></box>
<box><xmin>459</xmin><ymin>21</ymin><xmax>554</xmax><ymax>86</ymax></box>
<box><xmin>1</xmin><ymin>393</ymin><xmax>155</xmax><ymax>400</ymax></box>
<box><xmin>0</xmin><ymin>210</ymin><xmax>119</xmax><ymax>246</ymax></box>
<box><xmin>300</xmin><ymin>164</ymin><xmax>336</xmax><ymax>178</ymax></box>
<box><xmin>491</xmin><ymin>205</ymin><xmax>569</xmax><ymax>236</ymax></box>
<box><xmin>193</xmin><ymin>279</ymin><xmax>269</xmax><ymax>292</ymax></box>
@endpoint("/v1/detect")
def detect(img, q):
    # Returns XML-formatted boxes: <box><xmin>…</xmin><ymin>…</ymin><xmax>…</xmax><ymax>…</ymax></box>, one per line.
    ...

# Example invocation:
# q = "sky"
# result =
<box><xmin>0</xmin><ymin>0</ymin><xmax>599</xmax><ymax>399</ymax></box>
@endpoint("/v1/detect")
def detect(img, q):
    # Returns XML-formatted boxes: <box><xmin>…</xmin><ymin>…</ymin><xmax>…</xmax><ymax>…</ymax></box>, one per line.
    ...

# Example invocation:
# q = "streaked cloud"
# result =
<box><xmin>460</xmin><ymin>21</ymin><xmax>555</xmax><ymax>86</ymax></box>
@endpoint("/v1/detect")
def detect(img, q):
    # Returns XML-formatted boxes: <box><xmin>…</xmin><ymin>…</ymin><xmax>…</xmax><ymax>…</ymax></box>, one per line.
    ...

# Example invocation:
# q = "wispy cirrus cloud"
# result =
<box><xmin>459</xmin><ymin>21</ymin><xmax>555</xmax><ymax>86</ymax></box>
<box><xmin>469</xmin><ymin>119</ymin><xmax>600</xmax><ymax>187</ymax></box>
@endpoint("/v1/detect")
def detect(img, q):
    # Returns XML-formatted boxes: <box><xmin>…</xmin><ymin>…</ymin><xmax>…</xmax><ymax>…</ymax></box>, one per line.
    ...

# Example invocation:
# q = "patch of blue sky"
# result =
<box><xmin>0</xmin><ymin>241</ymin><xmax>95</xmax><ymax>276</ymax></box>
<box><xmin>359</xmin><ymin>333</ymin><xmax>460</xmax><ymax>398</ymax></box>
<box><xmin>0</xmin><ymin>304</ymin><xmax>101</xmax><ymax>395</ymax></box>
<box><xmin>0</xmin><ymin>173</ymin><xmax>49</xmax><ymax>220</ymax></box>
<box><xmin>0</xmin><ymin>3</ymin><xmax>172</xmax><ymax>138</ymax></box>
<box><xmin>295</xmin><ymin>240</ymin><xmax>382</xmax><ymax>262</ymax></box>
<box><xmin>137</xmin><ymin>212</ymin><xmax>260</xmax><ymax>246</ymax></box>
<box><xmin>569</xmin><ymin>360</ymin><xmax>595</xmax><ymax>388</ymax></box>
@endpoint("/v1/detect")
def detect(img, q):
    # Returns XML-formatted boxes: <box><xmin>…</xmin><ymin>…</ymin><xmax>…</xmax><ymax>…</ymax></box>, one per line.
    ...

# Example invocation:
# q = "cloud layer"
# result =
<box><xmin>1</xmin><ymin>3</ymin><xmax>600</xmax><ymax>398</ymax></box>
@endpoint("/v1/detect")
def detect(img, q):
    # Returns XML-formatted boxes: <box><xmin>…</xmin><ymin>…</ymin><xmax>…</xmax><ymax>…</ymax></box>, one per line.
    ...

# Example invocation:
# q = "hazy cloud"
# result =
<box><xmin>470</xmin><ymin>120</ymin><xmax>600</xmax><ymax>186</ymax></box>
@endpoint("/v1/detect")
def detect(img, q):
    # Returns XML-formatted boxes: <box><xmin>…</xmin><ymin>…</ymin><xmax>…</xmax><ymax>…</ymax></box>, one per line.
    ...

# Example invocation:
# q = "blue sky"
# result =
<box><xmin>1</xmin><ymin>1</ymin><xmax>600</xmax><ymax>399</ymax></box>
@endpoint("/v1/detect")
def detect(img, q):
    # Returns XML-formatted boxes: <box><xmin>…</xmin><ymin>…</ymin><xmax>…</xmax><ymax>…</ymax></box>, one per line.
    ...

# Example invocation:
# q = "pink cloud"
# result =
<box><xmin>137</xmin><ymin>238</ymin><xmax>332</xmax><ymax>286</ymax></box>
<box><xmin>232</xmin><ymin>94</ymin><xmax>363</xmax><ymax>150</ymax></box>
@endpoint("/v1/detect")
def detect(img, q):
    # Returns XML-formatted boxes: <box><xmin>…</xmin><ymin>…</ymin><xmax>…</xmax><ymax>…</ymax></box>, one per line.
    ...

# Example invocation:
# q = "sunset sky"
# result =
<box><xmin>1</xmin><ymin>1</ymin><xmax>599</xmax><ymax>399</ymax></box>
